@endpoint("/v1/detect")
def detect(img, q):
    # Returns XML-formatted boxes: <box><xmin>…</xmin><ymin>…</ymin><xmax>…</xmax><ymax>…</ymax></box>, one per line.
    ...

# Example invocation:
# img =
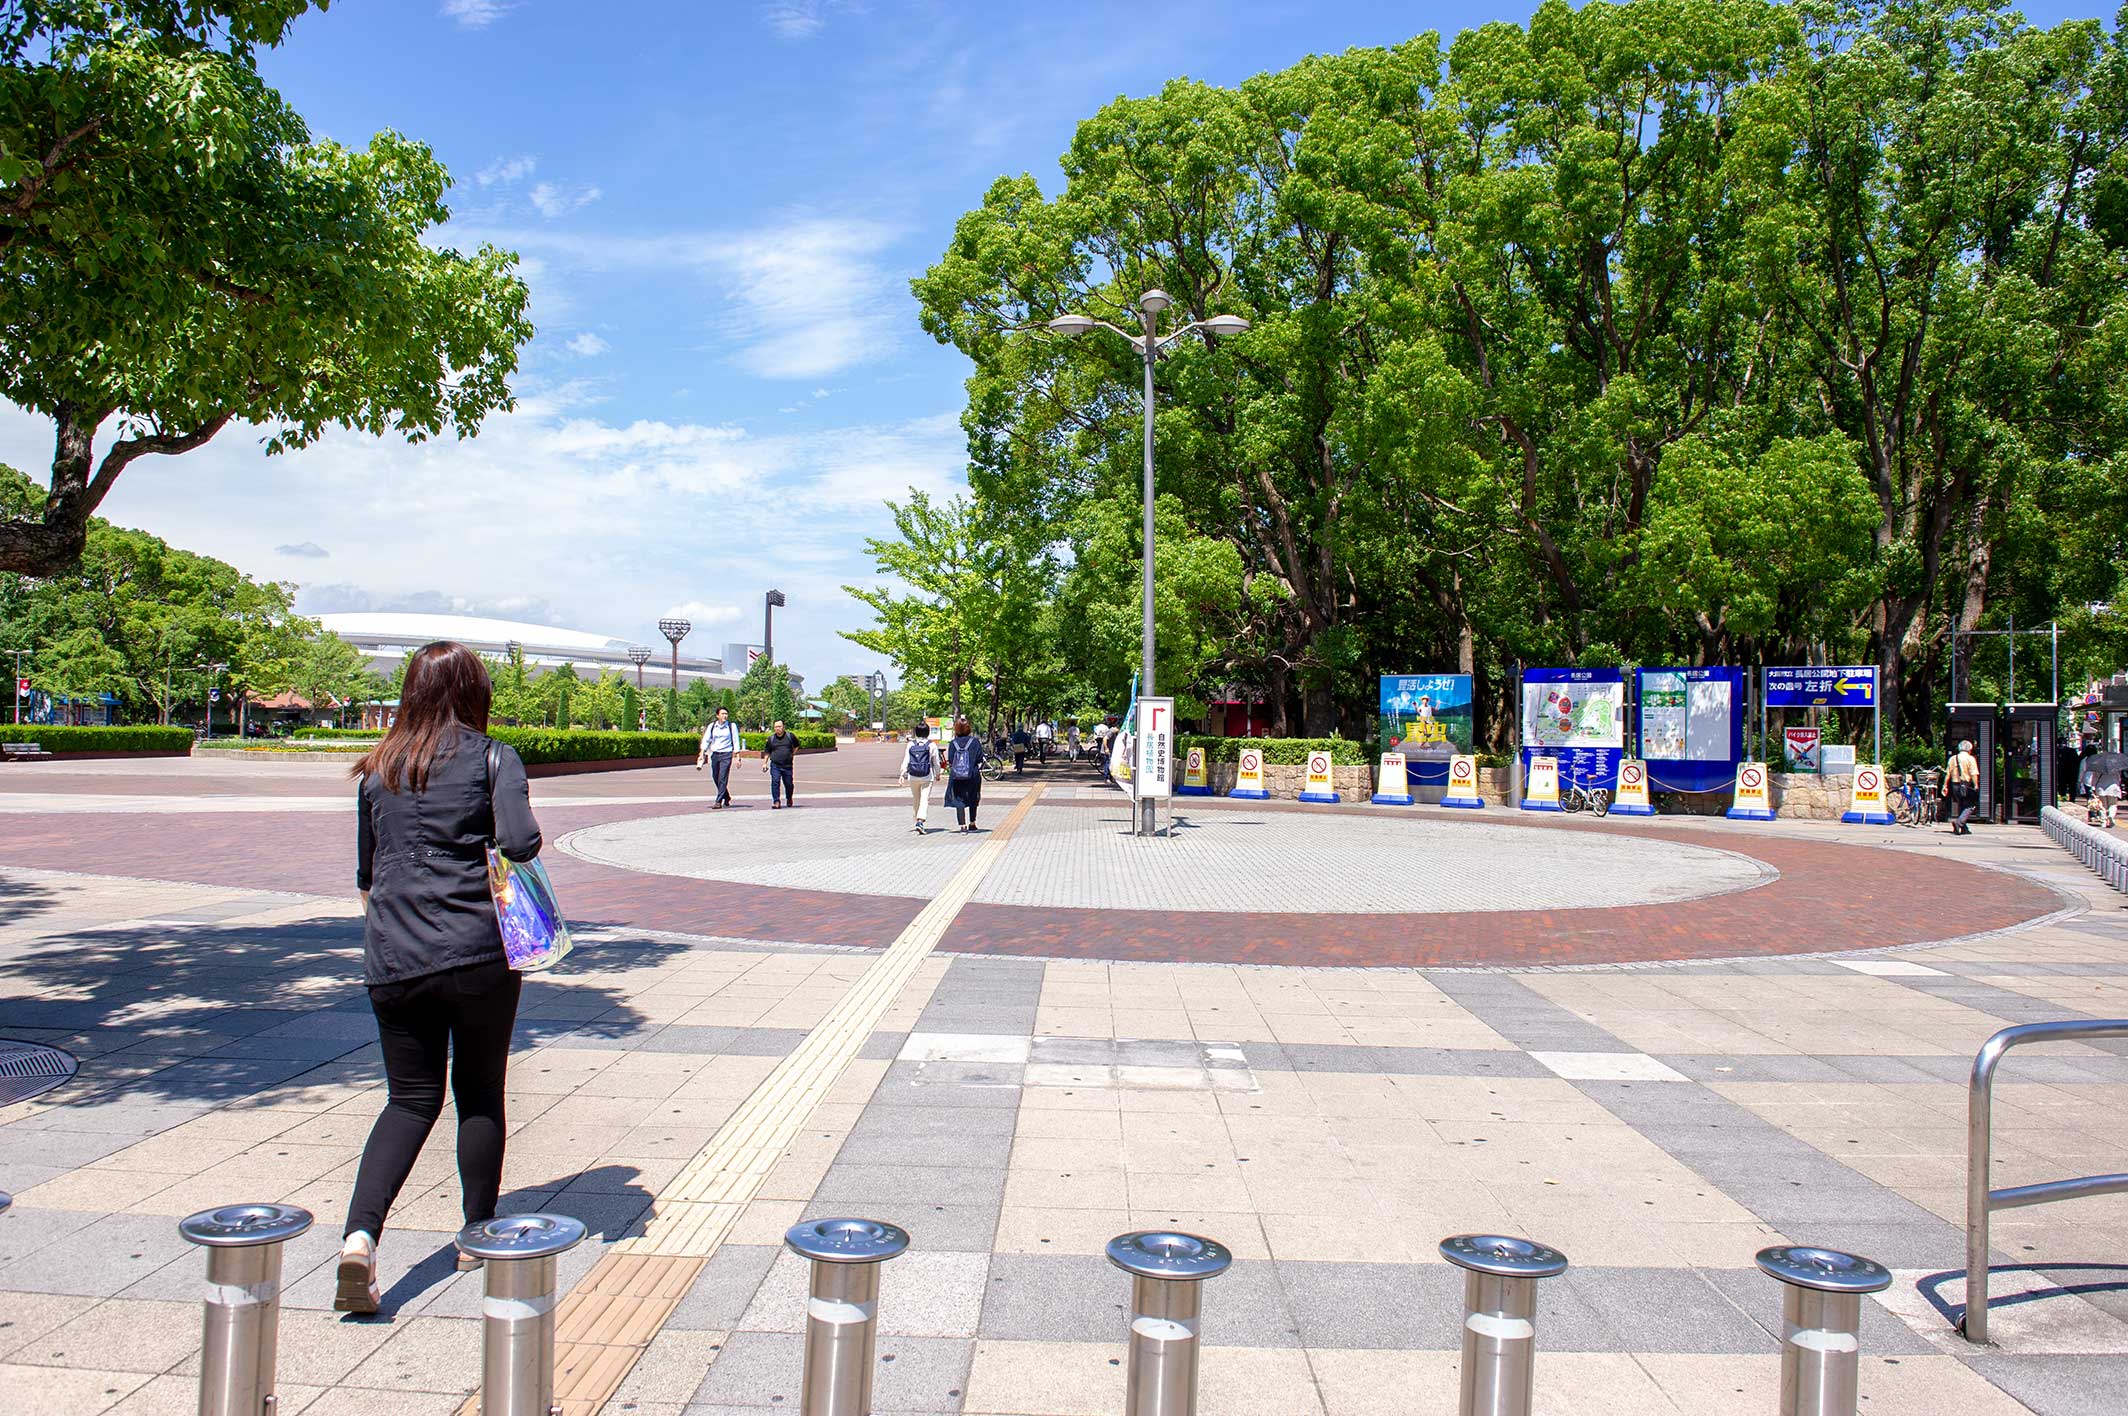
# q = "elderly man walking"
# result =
<box><xmin>761</xmin><ymin>719</ymin><xmax>800</xmax><ymax>809</ymax></box>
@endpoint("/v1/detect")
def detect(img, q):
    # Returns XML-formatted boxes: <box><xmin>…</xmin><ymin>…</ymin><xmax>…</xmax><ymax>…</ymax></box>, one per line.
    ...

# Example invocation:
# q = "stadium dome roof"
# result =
<box><xmin>316</xmin><ymin>612</ymin><xmax>635</xmax><ymax>655</ymax></box>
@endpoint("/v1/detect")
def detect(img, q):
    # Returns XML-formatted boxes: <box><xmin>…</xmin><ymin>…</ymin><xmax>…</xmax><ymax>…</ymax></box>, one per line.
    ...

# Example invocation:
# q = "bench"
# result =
<box><xmin>1</xmin><ymin>742</ymin><xmax>52</xmax><ymax>761</ymax></box>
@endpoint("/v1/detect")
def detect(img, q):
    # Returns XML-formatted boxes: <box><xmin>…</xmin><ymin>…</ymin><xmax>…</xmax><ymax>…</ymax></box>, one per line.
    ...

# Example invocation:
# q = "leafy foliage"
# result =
<box><xmin>2</xmin><ymin>723</ymin><xmax>192</xmax><ymax>751</ymax></box>
<box><xmin>0</xmin><ymin>0</ymin><xmax>532</xmax><ymax>574</ymax></box>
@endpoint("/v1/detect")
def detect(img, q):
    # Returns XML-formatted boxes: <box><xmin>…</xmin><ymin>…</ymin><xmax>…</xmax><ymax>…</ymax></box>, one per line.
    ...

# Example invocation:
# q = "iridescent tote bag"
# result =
<box><xmin>484</xmin><ymin>743</ymin><xmax>573</xmax><ymax>972</ymax></box>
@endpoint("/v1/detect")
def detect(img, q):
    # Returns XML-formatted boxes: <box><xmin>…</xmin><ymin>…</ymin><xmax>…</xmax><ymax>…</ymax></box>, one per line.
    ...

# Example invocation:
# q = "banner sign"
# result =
<box><xmin>1134</xmin><ymin>698</ymin><xmax>1174</xmax><ymax>800</ymax></box>
<box><xmin>1637</xmin><ymin>666</ymin><xmax>1745</xmax><ymax>795</ymax></box>
<box><xmin>1178</xmin><ymin>745</ymin><xmax>1211</xmax><ymax>796</ymax></box>
<box><xmin>1380</xmin><ymin>674</ymin><xmax>1474</xmax><ymax>787</ymax></box>
<box><xmin>14</xmin><ymin>678</ymin><xmax>27</xmax><ymax>696</ymax></box>
<box><xmin>1612</xmin><ymin>758</ymin><xmax>1654</xmax><ymax>815</ymax></box>
<box><xmin>1522</xmin><ymin>667</ymin><xmax>1624</xmax><ymax>796</ymax></box>
<box><xmin>1727</xmin><ymin>761</ymin><xmax>1775</xmax><ymax>820</ymax></box>
<box><xmin>1766</xmin><ymin>666</ymin><xmax>1877</xmax><ymax>708</ymax></box>
<box><xmin>1841</xmin><ymin>763</ymin><xmax>1894</xmax><ymax>824</ymax></box>
<box><xmin>1299</xmin><ymin>749</ymin><xmax>1341</xmax><ymax>804</ymax></box>
<box><xmin>1522</xmin><ymin>754</ymin><xmax>1562</xmax><ymax>811</ymax></box>
<box><xmin>1783</xmin><ymin>727</ymin><xmax>1823</xmax><ymax>772</ymax></box>
<box><xmin>1371</xmin><ymin>752</ymin><xmax>1413</xmax><ymax>806</ymax></box>
<box><xmin>1443</xmin><ymin>754</ymin><xmax>1485</xmax><ymax>809</ymax></box>
<box><xmin>1230</xmin><ymin>745</ymin><xmax>1270</xmax><ymax>800</ymax></box>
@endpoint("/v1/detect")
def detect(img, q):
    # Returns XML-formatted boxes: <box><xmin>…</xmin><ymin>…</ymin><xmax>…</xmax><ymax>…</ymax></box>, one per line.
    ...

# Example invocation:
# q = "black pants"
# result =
<box><xmin>711</xmin><ymin>751</ymin><xmax>734</xmax><ymax>804</ymax></box>
<box><xmin>1952</xmin><ymin>784</ymin><xmax>1979</xmax><ymax>830</ymax></box>
<box><xmin>345</xmin><ymin>958</ymin><xmax>522</xmax><ymax>1240</ymax></box>
<box><xmin>769</xmin><ymin>761</ymin><xmax>794</xmax><ymax>804</ymax></box>
<box><xmin>952</xmin><ymin>773</ymin><xmax>983</xmax><ymax>826</ymax></box>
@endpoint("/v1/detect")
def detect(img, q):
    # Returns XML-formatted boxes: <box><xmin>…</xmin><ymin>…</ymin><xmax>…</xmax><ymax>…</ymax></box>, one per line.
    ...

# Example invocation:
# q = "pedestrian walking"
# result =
<box><xmin>899</xmin><ymin>720</ymin><xmax>936</xmax><ymax>833</ymax></box>
<box><xmin>697</xmin><ymin>706</ymin><xmax>742</xmax><ymax>809</ymax></box>
<box><xmin>944</xmin><ymin>715</ymin><xmax>986</xmax><ymax>832</ymax></box>
<box><xmin>1036</xmin><ymin>718</ymin><xmax>1053</xmax><ymax>763</ymax></box>
<box><xmin>762</xmin><ymin>719</ymin><xmax>799</xmax><ymax>808</ymax></box>
<box><xmin>1067</xmin><ymin>722</ymin><xmax>1082</xmax><ymax>761</ymax></box>
<box><xmin>1944</xmin><ymin>738</ymin><xmax>1982</xmax><ymax>834</ymax></box>
<box><xmin>1011</xmin><ymin>722</ymin><xmax>1031</xmax><ymax>775</ymax></box>
<box><xmin>338</xmin><ymin>640</ymin><xmax>543</xmax><ymax>1313</ymax></box>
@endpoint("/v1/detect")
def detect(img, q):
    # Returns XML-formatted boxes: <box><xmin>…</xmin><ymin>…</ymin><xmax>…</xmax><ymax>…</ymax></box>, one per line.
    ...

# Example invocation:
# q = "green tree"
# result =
<box><xmin>842</xmin><ymin>492</ymin><xmax>1001</xmax><ymax>717</ymax></box>
<box><xmin>0</xmin><ymin>2</ymin><xmax>532</xmax><ymax>575</ymax></box>
<box><xmin>736</xmin><ymin>652</ymin><xmax>786</xmax><ymax>728</ymax></box>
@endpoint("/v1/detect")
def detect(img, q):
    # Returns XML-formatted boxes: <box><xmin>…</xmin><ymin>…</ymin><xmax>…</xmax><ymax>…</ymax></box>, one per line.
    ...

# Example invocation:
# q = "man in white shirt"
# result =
<box><xmin>697</xmin><ymin>707</ymin><xmax>743</xmax><ymax>809</ymax></box>
<box><xmin>1035</xmin><ymin>718</ymin><xmax>1054</xmax><ymax>763</ymax></box>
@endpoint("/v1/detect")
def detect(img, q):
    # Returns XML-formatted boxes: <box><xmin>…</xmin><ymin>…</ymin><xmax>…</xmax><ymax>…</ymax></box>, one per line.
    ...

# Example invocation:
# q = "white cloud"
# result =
<box><xmin>564</xmin><ymin>332</ymin><xmax>610</xmax><ymax>357</ymax></box>
<box><xmin>763</xmin><ymin>2</ymin><xmax>830</xmax><ymax>39</ymax></box>
<box><xmin>476</xmin><ymin>154</ymin><xmax>537</xmax><ymax>187</ymax></box>
<box><xmin>440</xmin><ymin>216</ymin><xmax>907</xmax><ymax>382</ymax></box>
<box><xmin>0</xmin><ymin>396</ymin><xmax>965</xmax><ymax>687</ymax></box>
<box><xmin>441</xmin><ymin>0</ymin><xmax>511</xmax><ymax>29</ymax></box>
<box><xmin>661</xmin><ymin>601</ymin><xmax>743</xmax><ymax>628</ymax></box>
<box><xmin>529</xmin><ymin>183</ymin><xmax>603</xmax><ymax>219</ymax></box>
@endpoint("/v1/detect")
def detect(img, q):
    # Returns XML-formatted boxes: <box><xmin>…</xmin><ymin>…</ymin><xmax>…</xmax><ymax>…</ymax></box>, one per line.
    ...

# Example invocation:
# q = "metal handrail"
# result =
<box><xmin>1963</xmin><ymin>1018</ymin><xmax>2128</xmax><ymax>1343</ymax></box>
<box><xmin>2041</xmin><ymin>804</ymin><xmax>2128</xmax><ymax>893</ymax></box>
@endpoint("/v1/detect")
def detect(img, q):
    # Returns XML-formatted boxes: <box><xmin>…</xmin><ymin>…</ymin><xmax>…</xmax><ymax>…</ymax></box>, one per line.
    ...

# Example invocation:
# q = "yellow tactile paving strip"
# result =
<box><xmin>467</xmin><ymin>785</ymin><xmax>1047</xmax><ymax>1415</ymax></box>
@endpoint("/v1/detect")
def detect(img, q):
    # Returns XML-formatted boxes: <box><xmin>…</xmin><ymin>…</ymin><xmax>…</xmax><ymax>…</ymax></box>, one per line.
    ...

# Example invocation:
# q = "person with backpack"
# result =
<box><xmin>899</xmin><ymin>721</ymin><xmax>937</xmax><ymax>833</ymax></box>
<box><xmin>944</xmin><ymin>715</ymin><xmax>986</xmax><ymax>831</ymax></box>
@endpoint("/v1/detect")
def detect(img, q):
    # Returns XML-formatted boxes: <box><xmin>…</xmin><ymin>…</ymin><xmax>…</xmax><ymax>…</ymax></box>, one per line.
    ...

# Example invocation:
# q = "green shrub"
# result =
<box><xmin>1173</xmin><ymin>735</ymin><xmax>1368</xmax><ymax>766</ymax></box>
<box><xmin>3</xmin><ymin>725</ymin><xmax>194</xmax><ymax>753</ymax></box>
<box><xmin>487</xmin><ymin>728</ymin><xmax>836</xmax><ymax>765</ymax></box>
<box><xmin>292</xmin><ymin>727</ymin><xmax>384</xmax><ymax>739</ymax></box>
<box><xmin>1884</xmin><ymin>739</ymin><xmax>1943</xmax><ymax>775</ymax></box>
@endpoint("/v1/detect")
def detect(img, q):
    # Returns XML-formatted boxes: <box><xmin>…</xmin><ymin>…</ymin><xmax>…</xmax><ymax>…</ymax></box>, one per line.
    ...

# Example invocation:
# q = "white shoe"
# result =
<box><xmin>334</xmin><ymin>1232</ymin><xmax>380</xmax><ymax>1314</ymax></box>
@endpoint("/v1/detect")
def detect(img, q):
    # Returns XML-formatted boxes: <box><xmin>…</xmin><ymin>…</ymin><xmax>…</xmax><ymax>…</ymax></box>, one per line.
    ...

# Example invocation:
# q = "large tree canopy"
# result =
<box><xmin>905</xmin><ymin>0</ymin><xmax>2128</xmax><ymax>741</ymax></box>
<box><xmin>0</xmin><ymin>0</ymin><xmax>531</xmax><ymax>575</ymax></box>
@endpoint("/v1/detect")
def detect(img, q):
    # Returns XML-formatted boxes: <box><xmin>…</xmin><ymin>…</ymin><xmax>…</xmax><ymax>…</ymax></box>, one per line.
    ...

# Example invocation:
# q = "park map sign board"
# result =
<box><xmin>1765</xmin><ymin>666</ymin><xmax>1877</xmax><ymax>708</ymax></box>
<box><xmin>1520</xmin><ymin>667</ymin><xmax>1626</xmax><ymax>793</ymax></box>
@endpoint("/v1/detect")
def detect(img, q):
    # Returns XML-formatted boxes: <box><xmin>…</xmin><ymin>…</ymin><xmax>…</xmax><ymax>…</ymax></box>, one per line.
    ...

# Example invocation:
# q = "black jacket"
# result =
<box><xmin>763</xmin><ymin>731</ymin><xmax>800</xmax><ymax>767</ymax></box>
<box><xmin>355</xmin><ymin>727</ymin><xmax>542</xmax><ymax>985</ymax></box>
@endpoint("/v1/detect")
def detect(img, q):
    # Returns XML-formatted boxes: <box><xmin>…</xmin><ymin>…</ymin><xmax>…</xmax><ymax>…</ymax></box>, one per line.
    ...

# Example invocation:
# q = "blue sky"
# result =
<box><xmin>0</xmin><ymin>0</ymin><xmax>2112</xmax><ymax>687</ymax></box>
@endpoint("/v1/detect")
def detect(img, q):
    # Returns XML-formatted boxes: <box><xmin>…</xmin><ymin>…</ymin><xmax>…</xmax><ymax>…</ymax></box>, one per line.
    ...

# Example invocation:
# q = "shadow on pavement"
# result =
<box><xmin>0</xmin><ymin>871</ymin><xmax>59</xmax><ymax>926</ymax></box>
<box><xmin>0</xmin><ymin>916</ymin><xmax>673</xmax><ymax>1112</ymax></box>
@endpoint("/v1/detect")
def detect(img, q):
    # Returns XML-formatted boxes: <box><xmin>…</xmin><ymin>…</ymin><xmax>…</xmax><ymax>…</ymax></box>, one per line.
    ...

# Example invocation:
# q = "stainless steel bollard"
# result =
<box><xmin>784</xmin><ymin>1217</ymin><xmax>911</xmax><ymax>1416</ymax></box>
<box><xmin>1756</xmin><ymin>1246</ymin><xmax>1892</xmax><ymax>1416</ymax></box>
<box><xmin>459</xmin><ymin>1213</ymin><xmax>586</xmax><ymax>1416</ymax></box>
<box><xmin>1106</xmin><ymin>1230</ymin><xmax>1233</xmax><ymax>1416</ymax></box>
<box><xmin>1440</xmin><ymin>1234</ymin><xmax>1569</xmax><ymax>1416</ymax></box>
<box><xmin>179</xmin><ymin>1202</ymin><xmax>313</xmax><ymax>1416</ymax></box>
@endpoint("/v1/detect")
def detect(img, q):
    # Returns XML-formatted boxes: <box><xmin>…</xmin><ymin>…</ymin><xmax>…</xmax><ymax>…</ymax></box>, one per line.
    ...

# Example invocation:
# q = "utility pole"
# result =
<box><xmin>764</xmin><ymin>589</ymin><xmax>786</xmax><ymax>665</ymax></box>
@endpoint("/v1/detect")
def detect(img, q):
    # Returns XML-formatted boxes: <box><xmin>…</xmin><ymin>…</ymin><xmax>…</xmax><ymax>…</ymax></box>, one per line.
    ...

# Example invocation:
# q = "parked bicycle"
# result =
<box><xmin>1889</xmin><ymin>768</ymin><xmax>1941</xmax><ymax>827</ymax></box>
<box><xmin>1561</xmin><ymin>771</ymin><xmax>1611</xmax><ymax>817</ymax></box>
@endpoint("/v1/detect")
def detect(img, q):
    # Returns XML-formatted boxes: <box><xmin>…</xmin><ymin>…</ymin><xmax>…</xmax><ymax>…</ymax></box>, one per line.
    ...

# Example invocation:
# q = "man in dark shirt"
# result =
<box><xmin>763</xmin><ymin>719</ymin><xmax>800</xmax><ymax>808</ymax></box>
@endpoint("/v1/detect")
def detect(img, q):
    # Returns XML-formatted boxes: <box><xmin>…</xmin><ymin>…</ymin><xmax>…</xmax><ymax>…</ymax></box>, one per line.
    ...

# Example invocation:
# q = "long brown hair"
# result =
<box><xmin>352</xmin><ymin>641</ymin><xmax>493</xmax><ymax>793</ymax></box>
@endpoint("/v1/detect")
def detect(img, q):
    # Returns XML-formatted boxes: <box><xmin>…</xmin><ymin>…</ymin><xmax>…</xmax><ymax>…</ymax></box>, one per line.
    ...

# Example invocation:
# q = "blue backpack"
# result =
<box><xmin>906</xmin><ymin>740</ymin><xmax>933</xmax><ymax>777</ymax></box>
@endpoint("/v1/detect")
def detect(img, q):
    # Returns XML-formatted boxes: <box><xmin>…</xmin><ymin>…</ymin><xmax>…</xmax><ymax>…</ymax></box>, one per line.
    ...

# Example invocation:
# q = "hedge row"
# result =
<box><xmin>1173</xmin><ymin>735</ymin><xmax>1369</xmax><ymax>766</ymax></box>
<box><xmin>1</xmin><ymin>725</ymin><xmax>195</xmax><ymax>753</ymax></box>
<box><xmin>292</xmin><ymin>727</ymin><xmax>383</xmax><ymax>740</ymax></box>
<box><xmin>486</xmin><ymin>728</ymin><xmax>835</xmax><ymax>765</ymax></box>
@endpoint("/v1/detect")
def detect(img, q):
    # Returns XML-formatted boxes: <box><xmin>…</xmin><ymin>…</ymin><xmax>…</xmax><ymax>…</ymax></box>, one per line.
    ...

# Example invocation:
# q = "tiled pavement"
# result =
<box><xmin>0</xmin><ymin>752</ymin><xmax>2124</xmax><ymax>1412</ymax></box>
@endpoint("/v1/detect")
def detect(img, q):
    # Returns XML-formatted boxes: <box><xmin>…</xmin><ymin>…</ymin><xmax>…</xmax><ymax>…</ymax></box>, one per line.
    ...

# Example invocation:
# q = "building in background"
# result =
<box><xmin>319</xmin><ymin>612</ymin><xmax>756</xmax><ymax>693</ymax></box>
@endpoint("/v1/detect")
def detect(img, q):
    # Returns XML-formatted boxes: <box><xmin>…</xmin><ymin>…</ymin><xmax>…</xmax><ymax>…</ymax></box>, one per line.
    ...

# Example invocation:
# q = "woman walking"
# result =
<box><xmin>337</xmin><ymin>641</ymin><xmax>543</xmax><ymax>1313</ymax></box>
<box><xmin>899</xmin><ymin>721</ymin><xmax>936</xmax><ymax>833</ymax></box>
<box><xmin>944</xmin><ymin>716</ymin><xmax>986</xmax><ymax>832</ymax></box>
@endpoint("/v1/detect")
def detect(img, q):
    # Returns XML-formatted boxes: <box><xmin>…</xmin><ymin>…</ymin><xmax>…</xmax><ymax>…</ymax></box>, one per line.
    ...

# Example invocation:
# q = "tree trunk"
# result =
<box><xmin>1266</xmin><ymin>660</ymin><xmax>1291</xmax><ymax>737</ymax></box>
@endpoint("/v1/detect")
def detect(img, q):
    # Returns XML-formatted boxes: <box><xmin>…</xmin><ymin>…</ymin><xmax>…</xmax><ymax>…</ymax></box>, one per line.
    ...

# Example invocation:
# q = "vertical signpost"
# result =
<box><xmin>1134</xmin><ymin>697</ymin><xmax>1173</xmax><ymax>836</ymax></box>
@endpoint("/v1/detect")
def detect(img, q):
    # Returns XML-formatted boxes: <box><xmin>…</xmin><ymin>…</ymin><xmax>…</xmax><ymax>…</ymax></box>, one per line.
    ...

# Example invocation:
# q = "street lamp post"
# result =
<box><xmin>202</xmin><ymin>661</ymin><xmax>227</xmax><ymax>740</ymax></box>
<box><xmin>764</xmin><ymin>590</ymin><xmax>786</xmax><ymax>665</ymax></box>
<box><xmin>1048</xmin><ymin>291</ymin><xmax>1249</xmax><ymax>837</ymax></box>
<box><xmin>866</xmin><ymin>669</ymin><xmax>888</xmax><ymax>731</ymax></box>
<box><xmin>657</xmin><ymin>619</ymin><xmax>691</xmax><ymax>703</ymax></box>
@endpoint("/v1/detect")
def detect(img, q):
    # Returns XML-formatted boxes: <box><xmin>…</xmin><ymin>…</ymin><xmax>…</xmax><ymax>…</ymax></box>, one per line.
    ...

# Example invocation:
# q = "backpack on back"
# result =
<box><xmin>906</xmin><ymin>740</ymin><xmax>934</xmax><ymax>777</ymax></box>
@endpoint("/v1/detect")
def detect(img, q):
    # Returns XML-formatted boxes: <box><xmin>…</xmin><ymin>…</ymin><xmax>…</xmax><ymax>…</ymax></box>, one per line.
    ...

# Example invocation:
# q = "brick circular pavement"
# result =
<box><xmin>559</xmin><ymin>803</ymin><xmax>1772</xmax><ymax>913</ymax></box>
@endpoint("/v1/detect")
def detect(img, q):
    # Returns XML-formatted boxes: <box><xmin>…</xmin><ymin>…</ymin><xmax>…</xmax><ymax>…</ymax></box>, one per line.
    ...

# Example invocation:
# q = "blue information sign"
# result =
<box><xmin>1764</xmin><ymin>666</ymin><xmax>1877</xmax><ymax>708</ymax></box>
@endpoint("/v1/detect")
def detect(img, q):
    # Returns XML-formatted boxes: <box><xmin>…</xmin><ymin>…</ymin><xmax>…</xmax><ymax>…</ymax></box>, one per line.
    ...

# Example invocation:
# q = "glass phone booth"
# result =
<box><xmin>2003</xmin><ymin>704</ymin><xmax>2059</xmax><ymax>824</ymax></box>
<box><xmin>1946</xmin><ymin>703</ymin><xmax>1998</xmax><ymax>823</ymax></box>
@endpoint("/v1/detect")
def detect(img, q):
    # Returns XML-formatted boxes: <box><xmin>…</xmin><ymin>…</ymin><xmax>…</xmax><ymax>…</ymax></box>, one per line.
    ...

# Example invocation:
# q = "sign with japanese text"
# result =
<box><xmin>1134</xmin><ymin>698</ymin><xmax>1173</xmax><ymax>799</ymax></box>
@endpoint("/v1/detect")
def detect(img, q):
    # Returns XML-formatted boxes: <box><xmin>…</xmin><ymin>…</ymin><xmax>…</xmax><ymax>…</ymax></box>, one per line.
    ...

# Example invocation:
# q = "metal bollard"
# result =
<box><xmin>1440</xmin><ymin>1234</ymin><xmax>1569</xmax><ymax>1416</ymax></box>
<box><xmin>459</xmin><ymin>1213</ymin><xmax>586</xmax><ymax>1416</ymax></box>
<box><xmin>1756</xmin><ymin>1246</ymin><xmax>1891</xmax><ymax>1416</ymax></box>
<box><xmin>1106</xmin><ymin>1230</ymin><xmax>1233</xmax><ymax>1416</ymax></box>
<box><xmin>784</xmin><ymin>1217</ymin><xmax>910</xmax><ymax>1416</ymax></box>
<box><xmin>179</xmin><ymin>1202</ymin><xmax>313</xmax><ymax>1416</ymax></box>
